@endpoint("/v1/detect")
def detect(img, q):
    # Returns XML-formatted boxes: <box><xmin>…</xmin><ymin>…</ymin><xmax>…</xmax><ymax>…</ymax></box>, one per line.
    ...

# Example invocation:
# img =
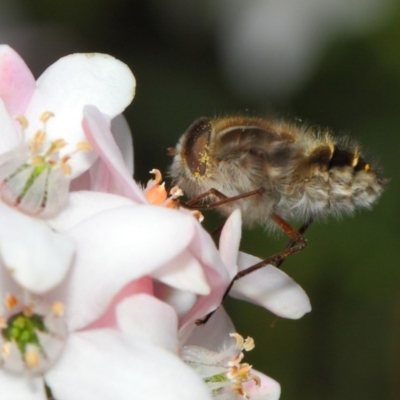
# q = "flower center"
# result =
<box><xmin>181</xmin><ymin>333</ymin><xmax>260</xmax><ymax>399</ymax></box>
<box><xmin>0</xmin><ymin>111</ymin><xmax>91</xmax><ymax>217</ymax></box>
<box><xmin>0</xmin><ymin>294</ymin><xmax>67</xmax><ymax>374</ymax></box>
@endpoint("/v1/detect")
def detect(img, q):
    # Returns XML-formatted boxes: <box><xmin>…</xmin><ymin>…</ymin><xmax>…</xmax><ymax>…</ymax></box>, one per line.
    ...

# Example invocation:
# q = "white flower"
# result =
<box><xmin>0</xmin><ymin>199</ymin><xmax>224</xmax><ymax>399</ymax></box>
<box><xmin>0</xmin><ymin>45</ymin><xmax>135</xmax><ymax>217</ymax></box>
<box><xmin>181</xmin><ymin>309</ymin><xmax>281</xmax><ymax>400</ymax></box>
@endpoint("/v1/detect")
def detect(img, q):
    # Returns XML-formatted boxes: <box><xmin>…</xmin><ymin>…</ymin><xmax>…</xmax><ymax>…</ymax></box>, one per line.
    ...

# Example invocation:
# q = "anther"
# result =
<box><xmin>40</xmin><ymin>111</ymin><xmax>54</xmax><ymax>123</ymax></box>
<box><xmin>76</xmin><ymin>142</ymin><xmax>92</xmax><ymax>152</ymax></box>
<box><xmin>51</xmin><ymin>302</ymin><xmax>65</xmax><ymax>317</ymax></box>
<box><xmin>5</xmin><ymin>295</ymin><xmax>18</xmax><ymax>310</ymax></box>
<box><xmin>15</xmin><ymin>115</ymin><xmax>28</xmax><ymax>129</ymax></box>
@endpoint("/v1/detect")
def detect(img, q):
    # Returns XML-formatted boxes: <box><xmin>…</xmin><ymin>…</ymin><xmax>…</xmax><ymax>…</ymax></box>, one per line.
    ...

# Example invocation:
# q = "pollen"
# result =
<box><xmin>351</xmin><ymin>155</ymin><xmax>359</xmax><ymax>167</ymax></box>
<box><xmin>198</xmin><ymin>147</ymin><xmax>210</xmax><ymax>165</ymax></box>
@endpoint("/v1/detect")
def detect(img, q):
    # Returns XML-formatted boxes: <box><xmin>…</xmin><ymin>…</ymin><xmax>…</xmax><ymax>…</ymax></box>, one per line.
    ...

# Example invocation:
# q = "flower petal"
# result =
<box><xmin>64</xmin><ymin>206</ymin><xmax>206</xmax><ymax>330</ymax></box>
<box><xmin>218</xmin><ymin>209</ymin><xmax>241</xmax><ymax>279</ymax></box>
<box><xmin>0</xmin><ymin>45</ymin><xmax>36</xmax><ymax>116</ymax></box>
<box><xmin>34</xmin><ymin>53</ymin><xmax>135</xmax><ymax>119</ymax></box>
<box><xmin>154</xmin><ymin>282</ymin><xmax>198</xmax><ymax>321</ymax></box>
<box><xmin>47</xmin><ymin>191</ymin><xmax>137</xmax><ymax>232</ymax></box>
<box><xmin>117</xmin><ymin>294</ymin><xmax>179</xmax><ymax>352</ymax></box>
<box><xmin>25</xmin><ymin>53</ymin><xmax>136</xmax><ymax>178</ymax></box>
<box><xmin>111</xmin><ymin>114</ymin><xmax>134</xmax><ymax>175</ymax></box>
<box><xmin>0</xmin><ymin>371</ymin><xmax>45</xmax><ymax>400</ymax></box>
<box><xmin>244</xmin><ymin>370</ymin><xmax>281</xmax><ymax>400</ymax></box>
<box><xmin>231</xmin><ymin>252</ymin><xmax>311</xmax><ymax>319</ymax></box>
<box><xmin>82</xmin><ymin>105</ymin><xmax>146</xmax><ymax>202</ymax></box>
<box><xmin>151</xmin><ymin>249</ymin><xmax>210</xmax><ymax>295</ymax></box>
<box><xmin>0</xmin><ymin>98</ymin><xmax>19</xmax><ymax>154</ymax></box>
<box><xmin>46</xmin><ymin>330</ymin><xmax>212</xmax><ymax>400</ymax></box>
<box><xmin>181</xmin><ymin>307</ymin><xmax>235</xmax><ymax>349</ymax></box>
<box><xmin>0</xmin><ymin>203</ymin><xmax>75</xmax><ymax>293</ymax></box>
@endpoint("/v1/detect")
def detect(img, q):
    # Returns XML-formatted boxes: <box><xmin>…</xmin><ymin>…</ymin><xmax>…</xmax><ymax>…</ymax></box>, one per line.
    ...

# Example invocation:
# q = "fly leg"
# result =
<box><xmin>196</xmin><ymin>214</ymin><xmax>311</xmax><ymax>325</ymax></box>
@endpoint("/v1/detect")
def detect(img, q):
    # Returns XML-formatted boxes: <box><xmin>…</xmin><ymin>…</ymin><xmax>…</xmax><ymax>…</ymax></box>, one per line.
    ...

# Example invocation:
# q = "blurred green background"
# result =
<box><xmin>2</xmin><ymin>1</ymin><xmax>399</xmax><ymax>398</ymax></box>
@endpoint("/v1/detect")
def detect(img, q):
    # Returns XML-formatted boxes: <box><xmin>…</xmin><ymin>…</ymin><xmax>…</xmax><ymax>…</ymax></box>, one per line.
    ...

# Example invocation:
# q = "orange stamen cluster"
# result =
<box><xmin>143</xmin><ymin>169</ymin><xmax>204</xmax><ymax>221</ymax></box>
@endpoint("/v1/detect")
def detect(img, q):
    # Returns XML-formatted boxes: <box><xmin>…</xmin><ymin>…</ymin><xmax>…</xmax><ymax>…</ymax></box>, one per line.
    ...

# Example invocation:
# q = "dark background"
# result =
<box><xmin>3</xmin><ymin>1</ymin><xmax>399</xmax><ymax>399</ymax></box>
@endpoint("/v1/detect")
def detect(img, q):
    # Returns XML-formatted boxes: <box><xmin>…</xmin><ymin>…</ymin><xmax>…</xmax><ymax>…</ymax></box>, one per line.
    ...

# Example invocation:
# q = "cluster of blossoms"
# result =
<box><xmin>0</xmin><ymin>45</ymin><xmax>311</xmax><ymax>399</ymax></box>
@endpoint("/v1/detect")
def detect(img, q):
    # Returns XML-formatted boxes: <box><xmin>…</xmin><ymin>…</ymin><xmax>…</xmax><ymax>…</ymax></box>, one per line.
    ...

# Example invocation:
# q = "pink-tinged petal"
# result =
<box><xmin>178</xmin><ymin>222</ymin><xmax>232</xmax><ymax>343</ymax></box>
<box><xmin>231</xmin><ymin>252</ymin><xmax>311</xmax><ymax>319</ymax></box>
<box><xmin>154</xmin><ymin>282</ymin><xmax>198</xmax><ymax>320</ymax></box>
<box><xmin>83</xmin><ymin>105</ymin><xmax>146</xmax><ymax>202</ymax></box>
<box><xmin>151</xmin><ymin>249</ymin><xmax>210</xmax><ymax>295</ymax></box>
<box><xmin>70</xmin><ymin>169</ymin><xmax>92</xmax><ymax>191</ymax></box>
<box><xmin>244</xmin><ymin>370</ymin><xmax>281</xmax><ymax>400</ymax></box>
<box><xmin>64</xmin><ymin>206</ymin><xmax>203</xmax><ymax>330</ymax></box>
<box><xmin>0</xmin><ymin>45</ymin><xmax>36</xmax><ymax>116</ymax></box>
<box><xmin>25</xmin><ymin>54</ymin><xmax>136</xmax><ymax>178</ymax></box>
<box><xmin>0</xmin><ymin>98</ymin><xmax>19</xmax><ymax>154</ymax></box>
<box><xmin>218</xmin><ymin>209</ymin><xmax>242</xmax><ymax>279</ymax></box>
<box><xmin>46</xmin><ymin>330</ymin><xmax>212</xmax><ymax>400</ymax></box>
<box><xmin>178</xmin><ymin>278</ymin><xmax>228</xmax><ymax>345</ymax></box>
<box><xmin>47</xmin><ymin>191</ymin><xmax>137</xmax><ymax>232</ymax></box>
<box><xmin>117</xmin><ymin>294</ymin><xmax>179</xmax><ymax>352</ymax></box>
<box><xmin>0</xmin><ymin>371</ymin><xmax>45</xmax><ymax>400</ymax></box>
<box><xmin>181</xmin><ymin>307</ymin><xmax>235</xmax><ymax>349</ymax></box>
<box><xmin>111</xmin><ymin>114</ymin><xmax>134</xmax><ymax>175</ymax></box>
<box><xmin>88</xmin><ymin>277</ymin><xmax>153</xmax><ymax>329</ymax></box>
<box><xmin>0</xmin><ymin>203</ymin><xmax>74</xmax><ymax>294</ymax></box>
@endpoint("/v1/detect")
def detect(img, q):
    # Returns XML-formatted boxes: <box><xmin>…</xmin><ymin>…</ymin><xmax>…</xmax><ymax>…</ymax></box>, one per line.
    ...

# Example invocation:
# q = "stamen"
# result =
<box><xmin>24</xmin><ymin>345</ymin><xmax>40</xmax><ymax>369</ymax></box>
<box><xmin>2</xmin><ymin>342</ymin><xmax>11</xmax><ymax>358</ymax></box>
<box><xmin>30</xmin><ymin>130</ymin><xmax>47</xmax><ymax>154</ymax></box>
<box><xmin>181</xmin><ymin>332</ymin><xmax>261</xmax><ymax>399</ymax></box>
<box><xmin>145</xmin><ymin>182</ymin><xmax>168</xmax><ymax>205</ymax></box>
<box><xmin>0</xmin><ymin>293</ymin><xmax>67</xmax><ymax>374</ymax></box>
<box><xmin>5</xmin><ymin>294</ymin><xmax>18</xmax><ymax>310</ymax></box>
<box><xmin>51</xmin><ymin>302</ymin><xmax>65</xmax><ymax>317</ymax></box>
<box><xmin>243</xmin><ymin>337</ymin><xmax>255</xmax><ymax>351</ymax></box>
<box><xmin>170</xmin><ymin>186</ymin><xmax>184</xmax><ymax>199</ymax></box>
<box><xmin>30</xmin><ymin>156</ymin><xmax>44</xmax><ymax>166</ymax></box>
<box><xmin>76</xmin><ymin>142</ymin><xmax>92</xmax><ymax>152</ymax></box>
<box><xmin>250</xmin><ymin>373</ymin><xmax>261</xmax><ymax>386</ymax></box>
<box><xmin>40</xmin><ymin>111</ymin><xmax>54</xmax><ymax>123</ymax></box>
<box><xmin>23</xmin><ymin>304</ymin><xmax>34</xmax><ymax>317</ymax></box>
<box><xmin>190</xmin><ymin>210</ymin><xmax>204</xmax><ymax>222</ymax></box>
<box><xmin>149</xmin><ymin>169</ymin><xmax>163</xmax><ymax>185</ymax></box>
<box><xmin>15</xmin><ymin>115</ymin><xmax>28</xmax><ymax>129</ymax></box>
<box><xmin>44</xmin><ymin>139</ymin><xmax>67</xmax><ymax>157</ymax></box>
<box><xmin>61</xmin><ymin>162</ymin><xmax>72</xmax><ymax>176</ymax></box>
<box><xmin>230</xmin><ymin>332</ymin><xmax>244</xmax><ymax>349</ymax></box>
